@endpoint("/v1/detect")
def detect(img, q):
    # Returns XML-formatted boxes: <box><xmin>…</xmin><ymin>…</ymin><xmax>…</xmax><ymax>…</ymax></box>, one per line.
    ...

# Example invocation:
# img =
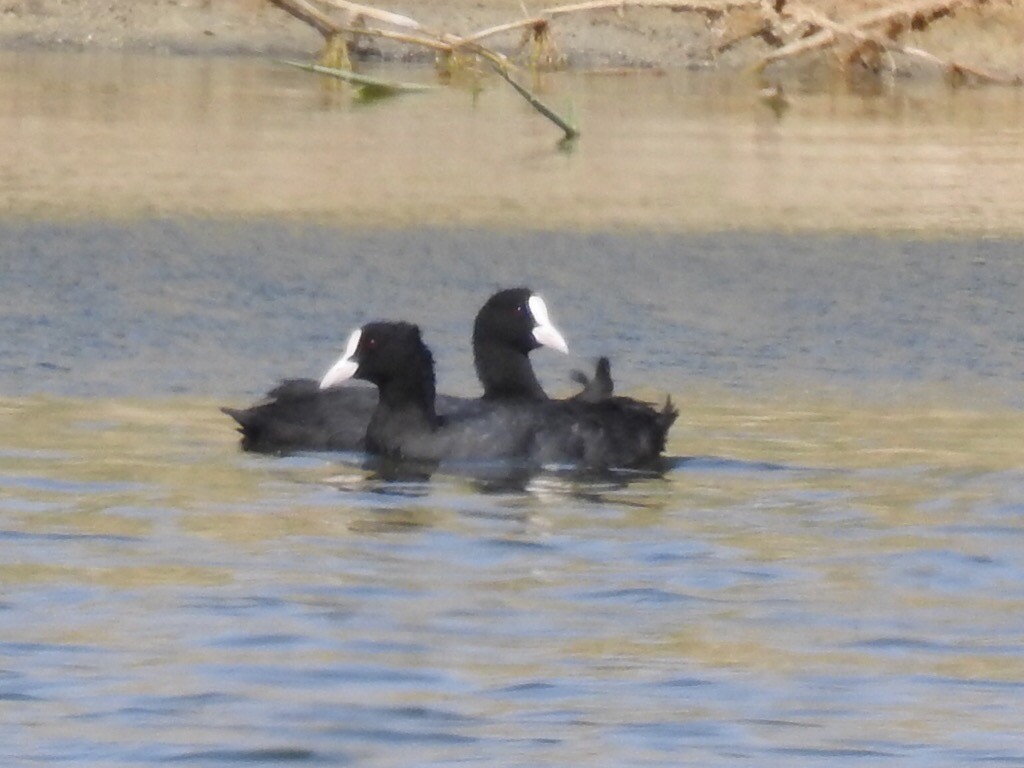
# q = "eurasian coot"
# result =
<box><xmin>319</xmin><ymin>321</ymin><xmax>677</xmax><ymax>469</ymax></box>
<box><xmin>222</xmin><ymin>288</ymin><xmax>570</xmax><ymax>452</ymax></box>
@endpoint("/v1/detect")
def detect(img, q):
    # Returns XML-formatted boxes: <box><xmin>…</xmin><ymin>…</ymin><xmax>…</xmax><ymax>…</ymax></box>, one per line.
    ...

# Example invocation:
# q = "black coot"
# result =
<box><xmin>222</xmin><ymin>288</ymin><xmax>570</xmax><ymax>453</ymax></box>
<box><xmin>319</xmin><ymin>321</ymin><xmax>677</xmax><ymax>469</ymax></box>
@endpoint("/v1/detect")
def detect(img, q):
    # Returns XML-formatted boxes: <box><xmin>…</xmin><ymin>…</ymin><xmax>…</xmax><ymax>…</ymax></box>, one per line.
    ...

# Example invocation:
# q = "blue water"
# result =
<box><xmin>3</xmin><ymin>220</ymin><xmax>1024</xmax><ymax>765</ymax></box>
<box><xmin>3</xmin><ymin>221</ymin><xmax>1022</xmax><ymax>404</ymax></box>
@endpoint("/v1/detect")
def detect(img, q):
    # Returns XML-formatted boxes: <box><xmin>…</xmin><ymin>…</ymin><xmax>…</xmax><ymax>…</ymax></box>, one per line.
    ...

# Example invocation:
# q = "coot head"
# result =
<box><xmin>319</xmin><ymin>322</ymin><xmax>435</xmax><ymax>407</ymax></box>
<box><xmin>473</xmin><ymin>288</ymin><xmax>568</xmax><ymax>401</ymax></box>
<box><xmin>473</xmin><ymin>287</ymin><xmax>569</xmax><ymax>356</ymax></box>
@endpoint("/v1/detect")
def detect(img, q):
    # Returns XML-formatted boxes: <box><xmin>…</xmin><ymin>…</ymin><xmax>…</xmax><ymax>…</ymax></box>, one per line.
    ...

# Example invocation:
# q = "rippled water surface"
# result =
<box><xmin>3</xmin><ymin>50</ymin><xmax>1024</xmax><ymax>766</ymax></box>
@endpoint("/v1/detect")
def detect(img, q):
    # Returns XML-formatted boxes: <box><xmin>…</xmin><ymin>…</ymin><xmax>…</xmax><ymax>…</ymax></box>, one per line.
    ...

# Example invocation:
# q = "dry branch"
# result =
<box><xmin>544</xmin><ymin>0</ymin><xmax>755</xmax><ymax>17</ymax></box>
<box><xmin>758</xmin><ymin>0</ymin><xmax>967</xmax><ymax>68</ymax></box>
<box><xmin>279</xmin><ymin>59</ymin><xmax>436</xmax><ymax>92</ymax></box>
<box><xmin>487</xmin><ymin>62</ymin><xmax>580</xmax><ymax>140</ymax></box>
<box><xmin>268</xmin><ymin>0</ymin><xmax>458</xmax><ymax>52</ymax></box>
<box><xmin>462</xmin><ymin>0</ymin><xmax>757</xmax><ymax>44</ymax></box>
<box><xmin>754</xmin><ymin>0</ymin><xmax>1020</xmax><ymax>84</ymax></box>
<box><xmin>316</xmin><ymin>0</ymin><xmax>422</xmax><ymax>29</ymax></box>
<box><xmin>266</xmin><ymin>0</ymin><xmax>580</xmax><ymax>138</ymax></box>
<box><xmin>266</xmin><ymin>0</ymin><xmax>1020</xmax><ymax>139</ymax></box>
<box><xmin>267</xmin><ymin>0</ymin><xmax>346</xmax><ymax>39</ymax></box>
<box><xmin>788</xmin><ymin>3</ymin><xmax>1015</xmax><ymax>83</ymax></box>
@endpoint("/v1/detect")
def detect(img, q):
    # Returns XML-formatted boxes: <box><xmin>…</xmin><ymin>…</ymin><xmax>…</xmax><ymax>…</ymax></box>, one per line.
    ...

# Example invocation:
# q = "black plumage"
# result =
<box><xmin>222</xmin><ymin>288</ymin><xmax>569</xmax><ymax>453</ymax></box>
<box><xmin>330</xmin><ymin>321</ymin><xmax>677</xmax><ymax>469</ymax></box>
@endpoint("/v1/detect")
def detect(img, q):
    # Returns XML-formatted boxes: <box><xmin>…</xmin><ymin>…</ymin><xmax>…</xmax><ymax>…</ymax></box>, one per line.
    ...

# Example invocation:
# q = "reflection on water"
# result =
<box><xmin>3</xmin><ymin>50</ymin><xmax>1024</xmax><ymax>233</ymax></box>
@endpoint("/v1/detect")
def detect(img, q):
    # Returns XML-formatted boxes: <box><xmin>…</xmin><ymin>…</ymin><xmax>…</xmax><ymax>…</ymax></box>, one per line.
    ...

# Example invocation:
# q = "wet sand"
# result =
<box><xmin>2</xmin><ymin>0</ymin><xmax>1022</xmax><ymax>71</ymax></box>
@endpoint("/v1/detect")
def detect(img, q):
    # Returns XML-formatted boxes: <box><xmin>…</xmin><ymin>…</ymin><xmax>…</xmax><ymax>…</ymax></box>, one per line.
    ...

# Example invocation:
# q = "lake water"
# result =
<box><xmin>2</xmin><ymin>50</ymin><xmax>1024</xmax><ymax>766</ymax></box>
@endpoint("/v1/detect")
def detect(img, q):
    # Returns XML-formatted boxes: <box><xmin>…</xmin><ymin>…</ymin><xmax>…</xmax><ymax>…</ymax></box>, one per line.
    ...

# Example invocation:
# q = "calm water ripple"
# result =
<box><xmin>3</xmin><ymin>107</ymin><xmax>1024</xmax><ymax>767</ymax></box>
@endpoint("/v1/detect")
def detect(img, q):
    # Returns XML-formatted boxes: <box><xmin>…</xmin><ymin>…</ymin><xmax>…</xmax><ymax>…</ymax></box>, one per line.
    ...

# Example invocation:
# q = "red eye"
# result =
<box><xmin>366</xmin><ymin>337</ymin><xmax>377</xmax><ymax>349</ymax></box>
<box><xmin>513</xmin><ymin>305</ymin><xmax>524</xmax><ymax>315</ymax></box>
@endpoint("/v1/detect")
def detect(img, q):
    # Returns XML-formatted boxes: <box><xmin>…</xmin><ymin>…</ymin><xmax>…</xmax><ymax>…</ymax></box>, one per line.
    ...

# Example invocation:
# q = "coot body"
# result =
<box><xmin>222</xmin><ymin>288</ymin><xmax>568</xmax><ymax>453</ymax></box>
<box><xmin>320</xmin><ymin>322</ymin><xmax>677</xmax><ymax>469</ymax></box>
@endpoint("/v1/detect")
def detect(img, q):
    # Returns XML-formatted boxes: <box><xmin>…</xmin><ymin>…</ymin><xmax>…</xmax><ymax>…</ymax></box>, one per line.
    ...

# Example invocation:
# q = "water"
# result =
<box><xmin>3</xmin><ymin>51</ymin><xmax>1024</xmax><ymax>766</ymax></box>
<box><xmin>4</xmin><ymin>50</ymin><xmax>1024</xmax><ymax>232</ymax></box>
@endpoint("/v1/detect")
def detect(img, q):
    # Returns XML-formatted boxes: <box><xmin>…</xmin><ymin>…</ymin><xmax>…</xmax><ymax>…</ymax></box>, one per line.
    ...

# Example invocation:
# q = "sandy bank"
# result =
<box><xmin>1</xmin><ymin>0</ymin><xmax>1022</xmax><ymax>73</ymax></box>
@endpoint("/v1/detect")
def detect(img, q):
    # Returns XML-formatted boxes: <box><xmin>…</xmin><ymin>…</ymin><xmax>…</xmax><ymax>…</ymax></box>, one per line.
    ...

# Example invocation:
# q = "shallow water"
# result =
<box><xmin>4</xmin><ymin>50</ymin><xmax>1024</xmax><ymax>233</ymax></box>
<box><xmin>3</xmin><ymin>51</ymin><xmax>1024</xmax><ymax>766</ymax></box>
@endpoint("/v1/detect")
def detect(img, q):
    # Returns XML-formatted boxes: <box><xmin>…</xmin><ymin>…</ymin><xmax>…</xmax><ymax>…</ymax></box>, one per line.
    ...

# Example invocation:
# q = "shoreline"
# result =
<box><xmin>1</xmin><ymin>0</ymin><xmax>1022</xmax><ymax>73</ymax></box>
<box><xmin>0</xmin><ymin>1</ymin><xmax>715</xmax><ymax>68</ymax></box>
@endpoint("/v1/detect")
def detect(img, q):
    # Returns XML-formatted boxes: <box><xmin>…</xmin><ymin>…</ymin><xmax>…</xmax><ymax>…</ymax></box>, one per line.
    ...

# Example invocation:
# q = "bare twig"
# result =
<box><xmin>267</xmin><ymin>0</ymin><xmax>345</xmax><ymax>38</ymax></box>
<box><xmin>486</xmin><ymin>59</ymin><xmax>580</xmax><ymax>140</ymax></box>
<box><xmin>279</xmin><ymin>59</ymin><xmax>436</xmax><ymax>91</ymax></box>
<box><xmin>757</xmin><ymin>0</ymin><xmax>969</xmax><ymax>68</ymax></box>
<box><xmin>756</xmin><ymin>0</ymin><xmax>1019</xmax><ymax>84</ymax></box>
<box><xmin>267</xmin><ymin>0</ymin><xmax>578</xmax><ymax>137</ymax></box>
<box><xmin>315</xmin><ymin>0</ymin><xmax>422</xmax><ymax>29</ymax></box>
<box><xmin>269</xmin><ymin>0</ymin><xmax>455</xmax><ymax>51</ymax></box>
<box><xmin>266</xmin><ymin>0</ymin><xmax>1021</xmax><ymax>139</ymax></box>
<box><xmin>544</xmin><ymin>0</ymin><xmax>755</xmax><ymax>17</ymax></box>
<box><xmin>463</xmin><ymin>0</ymin><xmax>757</xmax><ymax>44</ymax></box>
